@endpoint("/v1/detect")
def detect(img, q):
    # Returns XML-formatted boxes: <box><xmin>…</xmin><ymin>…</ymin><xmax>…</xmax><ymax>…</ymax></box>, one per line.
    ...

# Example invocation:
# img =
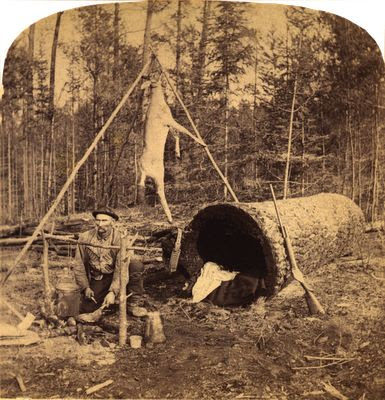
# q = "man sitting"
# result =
<box><xmin>72</xmin><ymin>207</ymin><xmax>144</xmax><ymax>314</ymax></box>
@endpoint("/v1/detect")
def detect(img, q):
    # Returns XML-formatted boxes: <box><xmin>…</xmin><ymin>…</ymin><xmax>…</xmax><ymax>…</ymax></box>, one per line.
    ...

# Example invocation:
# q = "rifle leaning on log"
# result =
<box><xmin>269</xmin><ymin>185</ymin><xmax>325</xmax><ymax>315</ymax></box>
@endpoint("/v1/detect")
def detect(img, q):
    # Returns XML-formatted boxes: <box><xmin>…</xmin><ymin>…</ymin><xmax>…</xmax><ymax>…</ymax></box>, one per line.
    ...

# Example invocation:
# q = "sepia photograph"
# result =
<box><xmin>0</xmin><ymin>0</ymin><xmax>384</xmax><ymax>398</ymax></box>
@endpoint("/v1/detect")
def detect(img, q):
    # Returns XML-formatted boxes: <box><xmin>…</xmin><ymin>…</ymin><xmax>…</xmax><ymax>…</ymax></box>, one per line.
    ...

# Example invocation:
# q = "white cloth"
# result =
<box><xmin>191</xmin><ymin>262</ymin><xmax>238</xmax><ymax>303</ymax></box>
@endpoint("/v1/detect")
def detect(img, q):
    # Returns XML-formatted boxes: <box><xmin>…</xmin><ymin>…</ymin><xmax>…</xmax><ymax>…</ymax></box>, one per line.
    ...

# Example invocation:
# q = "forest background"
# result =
<box><xmin>0</xmin><ymin>0</ymin><xmax>384</xmax><ymax>224</ymax></box>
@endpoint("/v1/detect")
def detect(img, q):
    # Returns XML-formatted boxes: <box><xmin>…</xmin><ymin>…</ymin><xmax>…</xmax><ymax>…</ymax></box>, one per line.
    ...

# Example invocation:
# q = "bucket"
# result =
<box><xmin>56</xmin><ymin>279</ymin><xmax>81</xmax><ymax>318</ymax></box>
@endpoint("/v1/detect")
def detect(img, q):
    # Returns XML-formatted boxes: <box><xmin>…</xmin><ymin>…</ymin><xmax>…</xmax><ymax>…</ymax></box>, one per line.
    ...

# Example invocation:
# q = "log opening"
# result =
<box><xmin>178</xmin><ymin>193</ymin><xmax>365</xmax><ymax>297</ymax></box>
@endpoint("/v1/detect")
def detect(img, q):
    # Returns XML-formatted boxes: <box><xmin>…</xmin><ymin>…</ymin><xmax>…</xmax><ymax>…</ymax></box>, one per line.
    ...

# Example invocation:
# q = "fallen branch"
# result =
<box><xmin>85</xmin><ymin>379</ymin><xmax>113</xmax><ymax>395</ymax></box>
<box><xmin>304</xmin><ymin>355</ymin><xmax>355</xmax><ymax>361</ymax></box>
<box><xmin>178</xmin><ymin>303</ymin><xmax>192</xmax><ymax>321</ymax></box>
<box><xmin>321</xmin><ymin>381</ymin><xmax>349</xmax><ymax>400</ymax></box>
<box><xmin>302</xmin><ymin>391</ymin><xmax>324</xmax><ymax>397</ymax></box>
<box><xmin>14</xmin><ymin>374</ymin><xmax>26</xmax><ymax>392</ymax></box>
<box><xmin>292</xmin><ymin>359</ymin><xmax>354</xmax><ymax>370</ymax></box>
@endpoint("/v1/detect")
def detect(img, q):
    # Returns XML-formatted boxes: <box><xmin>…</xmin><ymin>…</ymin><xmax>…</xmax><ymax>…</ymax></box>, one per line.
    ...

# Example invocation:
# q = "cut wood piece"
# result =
<box><xmin>15</xmin><ymin>375</ymin><xmax>27</xmax><ymax>392</ymax></box>
<box><xmin>178</xmin><ymin>193</ymin><xmax>365</xmax><ymax>297</ymax></box>
<box><xmin>0</xmin><ymin>326</ymin><xmax>40</xmax><ymax>346</ymax></box>
<box><xmin>85</xmin><ymin>379</ymin><xmax>113</xmax><ymax>395</ymax></box>
<box><xmin>321</xmin><ymin>381</ymin><xmax>349</xmax><ymax>400</ymax></box>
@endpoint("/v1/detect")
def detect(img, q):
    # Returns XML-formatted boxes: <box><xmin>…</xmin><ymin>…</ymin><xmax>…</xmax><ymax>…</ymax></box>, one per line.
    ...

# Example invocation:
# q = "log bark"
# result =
<box><xmin>178</xmin><ymin>193</ymin><xmax>365</xmax><ymax>296</ymax></box>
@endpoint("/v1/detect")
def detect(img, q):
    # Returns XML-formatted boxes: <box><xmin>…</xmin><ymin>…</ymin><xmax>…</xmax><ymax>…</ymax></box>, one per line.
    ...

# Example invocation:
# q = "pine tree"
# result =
<box><xmin>208</xmin><ymin>2</ymin><xmax>252</xmax><ymax>200</ymax></box>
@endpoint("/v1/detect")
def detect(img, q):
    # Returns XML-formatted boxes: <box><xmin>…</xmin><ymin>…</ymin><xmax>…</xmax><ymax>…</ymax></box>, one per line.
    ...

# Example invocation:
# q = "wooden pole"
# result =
<box><xmin>150</xmin><ymin>47</ymin><xmax>239</xmax><ymax>203</ymax></box>
<box><xmin>40</xmin><ymin>230</ymin><xmax>51</xmax><ymax>298</ymax></box>
<box><xmin>119</xmin><ymin>233</ymin><xmax>138</xmax><ymax>346</ymax></box>
<box><xmin>1</xmin><ymin>60</ymin><xmax>151</xmax><ymax>287</ymax></box>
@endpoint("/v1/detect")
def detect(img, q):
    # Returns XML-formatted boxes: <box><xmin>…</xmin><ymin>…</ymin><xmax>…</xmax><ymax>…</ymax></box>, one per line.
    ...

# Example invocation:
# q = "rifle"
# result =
<box><xmin>269</xmin><ymin>185</ymin><xmax>325</xmax><ymax>315</ymax></box>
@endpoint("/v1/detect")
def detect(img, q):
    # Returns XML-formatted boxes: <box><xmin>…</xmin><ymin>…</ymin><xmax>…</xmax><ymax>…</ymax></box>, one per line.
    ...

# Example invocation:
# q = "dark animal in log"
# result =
<box><xmin>175</xmin><ymin>193</ymin><xmax>364</xmax><ymax>297</ymax></box>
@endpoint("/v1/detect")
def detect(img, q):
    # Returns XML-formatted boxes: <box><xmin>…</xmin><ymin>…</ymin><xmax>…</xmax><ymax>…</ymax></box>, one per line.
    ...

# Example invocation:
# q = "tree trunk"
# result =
<box><xmin>65</xmin><ymin>115</ymin><xmax>70</xmax><ymax>215</ymax></box>
<box><xmin>142</xmin><ymin>0</ymin><xmax>155</xmax><ymax>67</ymax></box>
<box><xmin>0</xmin><ymin>109</ymin><xmax>4</xmax><ymax>223</ymax></box>
<box><xmin>113</xmin><ymin>3</ymin><xmax>120</xmax><ymax>81</ymax></box>
<box><xmin>196</xmin><ymin>0</ymin><xmax>211</xmax><ymax>105</ymax></box>
<box><xmin>7</xmin><ymin>122</ymin><xmax>13</xmax><ymax>219</ymax></box>
<box><xmin>370</xmin><ymin>84</ymin><xmax>380</xmax><ymax>222</ymax></box>
<box><xmin>223</xmin><ymin>73</ymin><xmax>229</xmax><ymax>201</ymax></box>
<box><xmin>93</xmin><ymin>77</ymin><xmax>98</xmax><ymax>208</ymax></box>
<box><xmin>283</xmin><ymin>77</ymin><xmax>298</xmax><ymax>199</ymax></box>
<box><xmin>252</xmin><ymin>42</ymin><xmax>259</xmax><ymax>187</ymax></box>
<box><xmin>109</xmin><ymin>3</ymin><xmax>120</xmax><ymax>207</ymax></box>
<box><xmin>47</xmin><ymin>12</ymin><xmax>63</xmax><ymax>204</ymax></box>
<box><xmin>357</xmin><ymin>114</ymin><xmax>362</xmax><ymax>208</ymax></box>
<box><xmin>283</xmin><ymin>31</ymin><xmax>303</xmax><ymax>200</ymax></box>
<box><xmin>134</xmin><ymin>141</ymin><xmax>138</xmax><ymax>204</ymax></box>
<box><xmin>347</xmin><ymin>106</ymin><xmax>356</xmax><ymax>201</ymax></box>
<box><xmin>71</xmin><ymin>94</ymin><xmax>76</xmax><ymax>214</ymax></box>
<box><xmin>175</xmin><ymin>0</ymin><xmax>182</xmax><ymax>91</ymax></box>
<box><xmin>224</xmin><ymin>100</ymin><xmax>229</xmax><ymax>201</ymax></box>
<box><xmin>301</xmin><ymin>112</ymin><xmax>305</xmax><ymax>196</ymax></box>
<box><xmin>26</xmin><ymin>24</ymin><xmax>35</xmax><ymax>219</ymax></box>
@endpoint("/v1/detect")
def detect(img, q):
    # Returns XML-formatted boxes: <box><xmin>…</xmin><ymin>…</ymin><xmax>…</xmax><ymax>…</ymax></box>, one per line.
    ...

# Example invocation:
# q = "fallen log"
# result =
<box><xmin>0</xmin><ymin>222</ymin><xmax>37</xmax><ymax>238</ymax></box>
<box><xmin>365</xmin><ymin>221</ymin><xmax>385</xmax><ymax>233</ymax></box>
<box><xmin>0</xmin><ymin>234</ymin><xmax>161</xmax><ymax>253</ymax></box>
<box><xmin>177</xmin><ymin>193</ymin><xmax>365</xmax><ymax>297</ymax></box>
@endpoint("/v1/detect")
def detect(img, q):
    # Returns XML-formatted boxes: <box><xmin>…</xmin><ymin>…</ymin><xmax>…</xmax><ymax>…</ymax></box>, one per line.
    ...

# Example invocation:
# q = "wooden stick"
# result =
<box><xmin>1</xmin><ymin>59</ymin><xmax>151</xmax><ymax>288</ymax></box>
<box><xmin>321</xmin><ymin>381</ymin><xmax>349</xmax><ymax>400</ymax></box>
<box><xmin>304</xmin><ymin>355</ymin><xmax>356</xmax><ymax>361</ymax></box>
<box><xmin>150</xmin><ymin>47</ymin><xmax>239</xmax><ymax>203</ymax></box>
<box><xmin>292</xmin><ymin>359</ymin><xmax>353</xmax><ymax>370</ymax></box>
<box><xmin>119</xmin><ymin>233</ymin><xmax>138</xmax><ymax>346</ymax></box>
<box><xmin>85</xmin><ymin>379</ymin><xmax>113</xmax><ymax>395</ymax></box>
<box><xmin>15</xmin><ymin>374</ymin><xmax>27</xmax><ymax>392</ymax></box>
<box><xmin>178</xmin><ymin>303</ymin><xmax>192</xmax><ymax>321</ymax></box>
<box><xmin>41</xmin><ymin>230</ymin><xmax>51</xmax><ymax>299</ymax></box>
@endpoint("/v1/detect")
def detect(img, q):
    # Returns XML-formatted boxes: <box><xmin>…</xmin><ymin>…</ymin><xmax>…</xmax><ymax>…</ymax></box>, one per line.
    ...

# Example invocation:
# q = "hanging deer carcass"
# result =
<box><xmin>137</xmin><ymin>81</ymin><xmax>204</xmax><ymax>223</ymax></box>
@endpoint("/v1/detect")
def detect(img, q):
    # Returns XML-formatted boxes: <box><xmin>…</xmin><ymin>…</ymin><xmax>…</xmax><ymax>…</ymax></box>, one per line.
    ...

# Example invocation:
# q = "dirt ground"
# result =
<box><xmin>0</xmin><ymin>209</ymin><xmax>384</xmax><ymax>400</ymax></box>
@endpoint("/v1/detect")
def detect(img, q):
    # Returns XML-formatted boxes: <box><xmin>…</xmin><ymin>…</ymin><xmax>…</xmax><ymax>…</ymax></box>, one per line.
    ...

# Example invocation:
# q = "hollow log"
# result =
<box><xmin>178</xmin><ymin>193</ymin><xmax>365</xmax><ymax>297</ymax></box>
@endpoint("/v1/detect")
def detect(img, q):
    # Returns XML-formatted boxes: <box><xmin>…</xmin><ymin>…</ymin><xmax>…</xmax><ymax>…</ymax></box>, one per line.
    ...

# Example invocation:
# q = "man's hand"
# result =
<box><xmin>102</xmin><ymin>291</ymin><xmax>115</xmax><ymax>307</ymax></box>
<box><xmin>85</xmin><ymin>287</ymin><xmax>94</xmax><ymax>299</ymax></box>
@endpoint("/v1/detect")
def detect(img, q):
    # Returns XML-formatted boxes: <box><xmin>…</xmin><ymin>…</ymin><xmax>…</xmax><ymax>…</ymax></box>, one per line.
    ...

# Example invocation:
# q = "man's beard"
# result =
<box><xmin>97</xmin><ymin>226</ymin><xmax>112</xmax><ymax>237</ymax></box>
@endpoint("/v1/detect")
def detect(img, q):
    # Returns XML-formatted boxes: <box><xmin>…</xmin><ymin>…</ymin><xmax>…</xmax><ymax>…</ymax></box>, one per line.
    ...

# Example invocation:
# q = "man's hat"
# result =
<box><xmin>92</xmin><ymin>206</ymin><xmax>119</xmax><ymax>221</ymax></box>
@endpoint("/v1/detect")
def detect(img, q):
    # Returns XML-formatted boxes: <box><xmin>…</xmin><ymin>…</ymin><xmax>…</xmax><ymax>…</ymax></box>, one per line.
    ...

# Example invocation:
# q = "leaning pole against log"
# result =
<box><xmin>178</xmin><ymin>193</ymin><xmax>365</xmax><ymax>296</ymax></box>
